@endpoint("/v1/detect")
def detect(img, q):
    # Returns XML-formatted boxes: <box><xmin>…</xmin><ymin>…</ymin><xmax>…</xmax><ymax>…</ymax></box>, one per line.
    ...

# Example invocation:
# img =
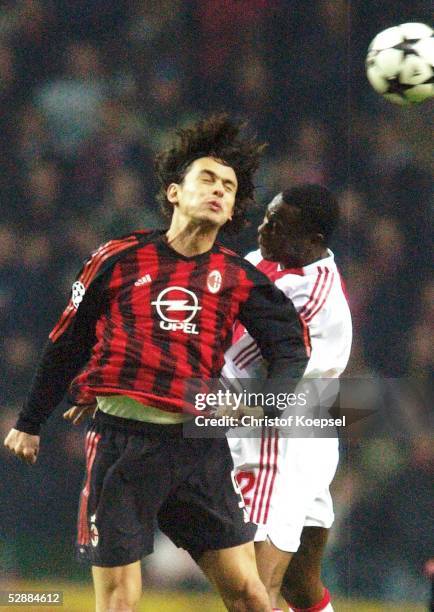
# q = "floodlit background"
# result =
<box><xmin>0</xmin><ymin>1</ymin><xmax>432</xmax><ymax>610</ymax></box>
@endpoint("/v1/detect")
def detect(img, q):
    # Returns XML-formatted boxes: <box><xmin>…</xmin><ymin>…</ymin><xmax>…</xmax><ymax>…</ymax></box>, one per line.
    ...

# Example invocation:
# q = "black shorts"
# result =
<box><xmin>76</xmin><ymin>410</ymin><xmax>256</xmax><ymax>567</ymax></box>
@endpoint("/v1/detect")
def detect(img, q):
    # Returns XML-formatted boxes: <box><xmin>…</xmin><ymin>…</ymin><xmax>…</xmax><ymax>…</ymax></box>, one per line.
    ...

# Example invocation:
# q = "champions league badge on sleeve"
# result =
<box><xmin>72</xmin><ymin>281</ymin><xmax>86</xmax><ymax>309</ymax></box>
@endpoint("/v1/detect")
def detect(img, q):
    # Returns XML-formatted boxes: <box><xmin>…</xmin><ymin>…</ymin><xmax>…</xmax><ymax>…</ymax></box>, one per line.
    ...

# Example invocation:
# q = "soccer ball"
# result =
<box><xmin>366</xmin><ymin>22</ymin><xmax>434</xmax><ymax>105</ymax></box>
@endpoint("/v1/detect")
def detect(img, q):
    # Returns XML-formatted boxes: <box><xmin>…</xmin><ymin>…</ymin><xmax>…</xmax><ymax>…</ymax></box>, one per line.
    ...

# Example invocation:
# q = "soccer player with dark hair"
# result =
<box><xmin>4</xmin><ymin>116</ymin><xmax>308</xmax><ymax>612</ymax></box>
<box><xmin>224</xmin><ymin>185</ymin><xmax>352</xmax><ymax>612</ymax></box>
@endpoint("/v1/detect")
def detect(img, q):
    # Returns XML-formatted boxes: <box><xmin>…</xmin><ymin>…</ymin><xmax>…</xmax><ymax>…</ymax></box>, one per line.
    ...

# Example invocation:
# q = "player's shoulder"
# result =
<box><xmin>244</xmin><ymin>248</ymin><xmax>262</xmax><ymax>266</ymax></box>
<box><xmin>215</xmin><ymin>245</ymin><xmax>258</xmax><ymax>264</ymax></box>
<box><xmin>98</xmin><ymin>228</ymin><xmax>159</xmax><ymax>248</ymax></box>
<box><xmin>215</xmin><ymin>244</ymin><xmax>271</xmax><ymax>285</ymax></box>
<box><xmin>90</xmin><ymin>229</ymin><xmax>161</xmax><ymax>259</ymax></box>
<box><xmin>245</xmin><ymin>249</ymin><xmax>304</xmax><ymax>285</ymax></box>
<box><xmin>301</xmin><ymin>250</ymin><xmax>340</xmax><ymax>285</ymax></box>
<box><xmin>294</xmin><ymin>251</ymin><xmax>351</xmax><ymax>323</ymax></box>
<box><xmin>214</xmin><ymin>243</ymin><xmax>240</xmax><ymax>259</ymax></box>
<box><xmin>80</xmin><ymin>229</ymin><xmax>162</xmax><ymax>283</ymax></box>
<box><xmin>219</xmin><ymin>245</ymin><xmax>263</xmax><ymax>269</ymax></box>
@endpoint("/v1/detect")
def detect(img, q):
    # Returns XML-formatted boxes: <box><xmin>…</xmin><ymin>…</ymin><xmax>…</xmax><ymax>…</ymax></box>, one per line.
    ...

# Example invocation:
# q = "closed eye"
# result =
<box><xmin>199</xmin><ymin>170</ymin><xmax>237</xmax><ymax>192</ymax></box>
<box><xmin>265</xmin><ymin>216</ymin><xmax>284</xmax><ymax>230</ymax></box>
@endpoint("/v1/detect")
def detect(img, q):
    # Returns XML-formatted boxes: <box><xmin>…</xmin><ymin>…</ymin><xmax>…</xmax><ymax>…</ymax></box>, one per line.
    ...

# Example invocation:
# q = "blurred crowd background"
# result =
<box><xmin>0</xmin><ymin>0</ymin><xmax>432</xmax><ymax>606</ymax></box>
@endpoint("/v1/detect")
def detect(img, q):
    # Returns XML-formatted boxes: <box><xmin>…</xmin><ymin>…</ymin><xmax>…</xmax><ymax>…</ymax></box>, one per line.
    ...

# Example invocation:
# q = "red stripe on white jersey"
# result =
<box><xmin>261</xmin><ymin>428</ymin><xmax>279</xmax><ymax>524</ymax></box>
<box><xmin>300</xmin><ymin>267</ymin><xmax>330</xmax><ymax>320</ymax></box>
<box><xmin>236</xmin><ymin>346</ymin><xmax>262</xmax><ymax>370</ymax></box>
<box><xmin>250</xmin><ymin>428</ymin><xmax>267</xmax><ymax>521</ymax></box>
<box><xmin>305</xmin><ymin>272</ymin><xmax>334</xmax><ymax>323</ymax></box>
<box><xmin>251</xmin><ymin>428</ymin><xmax>279</xmax><ymax>524</ymax></box>
<box><xmin>298</xmin><ymin>314</ymin><xmax>312</xmax><ymax>358</ymax></box>
<box><xmin>255</xmin><ymin>429</ymin><xmax>279</xmax><ymax>524</ymax></box>
<box><xmin>237</xmin><ymin>349</ymin><xmax>262</xmax><ymax>371</ymax></box>
<box><xmin>233</xmin><ymin>339</ymin><xmax>258</xmax><ymax>367</ymax></box>
<box><xmin>299</xmin><ymin>267</ymin><xmax>324</xmax><ymax>318</ymax></box>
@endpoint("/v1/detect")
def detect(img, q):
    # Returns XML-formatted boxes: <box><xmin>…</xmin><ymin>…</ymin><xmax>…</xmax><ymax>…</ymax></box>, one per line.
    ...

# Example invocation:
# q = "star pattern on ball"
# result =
<box><xmin>386</xmin><ymin>77</ymin><xmax>413</xmax><ymax>95</ymax></box>
<box><xmin>393</xmin><ymin>40</ymin><xmax>420</xmax><ymax>57</ymax></box>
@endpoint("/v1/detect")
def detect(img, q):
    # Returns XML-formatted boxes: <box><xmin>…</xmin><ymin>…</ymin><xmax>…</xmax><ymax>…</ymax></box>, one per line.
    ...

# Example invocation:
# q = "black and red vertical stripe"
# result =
<box><xmin>69</xmin><ymin>237</ymin><xmax>260</xmax><ymax>414</ymax></box>
<box><xmin>19</xmin><ymin>230</ymin><xmax>307</xmax><ymax>429</ymax></box>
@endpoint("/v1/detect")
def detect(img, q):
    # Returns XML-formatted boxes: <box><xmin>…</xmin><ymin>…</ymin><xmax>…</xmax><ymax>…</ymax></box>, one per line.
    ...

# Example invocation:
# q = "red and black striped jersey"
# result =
<box><xmin>16</xmin><ymin>230</ymin><xmax>308</xmax><ymax>434</ymax></box>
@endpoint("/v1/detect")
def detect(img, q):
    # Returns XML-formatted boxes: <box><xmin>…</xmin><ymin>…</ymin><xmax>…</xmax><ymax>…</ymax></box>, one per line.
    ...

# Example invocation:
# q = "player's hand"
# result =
<box><xmin>213</xmin><ymin>404</ymin><xmax>264</xmax><ymax>423</ymax></box>
<box><xmin>213</xmin><ymin>403</ymin><xmax>237</xmax><ymax>419</ymax></box>
<box><xmin>63</xmin><ymin>404</ymin><xmax>97</xmax><ymax>425</ymax></box>
<box><xmin>236</xmin><ymin>405</ymin><xmax>264</xmax><ymax>420</ymax></box>
<box><xmin>4</xmin><ymin>428</ymin><xmax>40</xmax><ymax>465</ymax></box>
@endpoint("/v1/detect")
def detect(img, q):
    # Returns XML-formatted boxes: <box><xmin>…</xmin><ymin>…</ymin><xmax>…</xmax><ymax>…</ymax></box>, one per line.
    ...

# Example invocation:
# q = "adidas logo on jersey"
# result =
<box><xmin>134</xmin><ymin>274</ymin><xmax>152</xmax><ymax>286</ymax></box>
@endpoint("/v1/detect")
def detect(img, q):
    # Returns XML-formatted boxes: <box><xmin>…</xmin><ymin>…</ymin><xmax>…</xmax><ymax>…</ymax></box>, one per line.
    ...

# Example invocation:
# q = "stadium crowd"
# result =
<box><xmin>0</xmin><ymin>0</ymin><xmax>432</xmax><ymax>604</ymax></box>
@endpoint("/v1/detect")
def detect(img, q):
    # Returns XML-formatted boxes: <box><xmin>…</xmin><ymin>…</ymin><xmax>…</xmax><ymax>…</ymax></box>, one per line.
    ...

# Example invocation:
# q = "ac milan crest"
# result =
<box><xmin>207</xmin><ymin>270</ymin><xmax>222</xmax><ymax>294</ymax></box>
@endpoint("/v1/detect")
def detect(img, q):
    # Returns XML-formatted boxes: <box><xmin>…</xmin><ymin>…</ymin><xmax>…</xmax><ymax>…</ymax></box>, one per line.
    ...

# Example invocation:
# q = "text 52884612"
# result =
<box><xmin>0</xmin><ymin>591</ymin><xmax>63</xmax><ymax>606</ymax></box>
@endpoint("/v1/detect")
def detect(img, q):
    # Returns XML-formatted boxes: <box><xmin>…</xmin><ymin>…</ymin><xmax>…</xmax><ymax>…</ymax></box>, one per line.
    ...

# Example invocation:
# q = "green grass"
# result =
<box><xmin>0</xmin><ymin>583</ymin><xmax>427</xmax><ymax>611</ymax></box>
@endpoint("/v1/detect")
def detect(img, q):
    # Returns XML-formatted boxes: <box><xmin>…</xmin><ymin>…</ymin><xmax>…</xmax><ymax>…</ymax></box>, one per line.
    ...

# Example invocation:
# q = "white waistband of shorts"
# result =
<box><xmin>96</xmin><ymin>395</ymin><xmax>192</xmax><ymax>425</ymax></box>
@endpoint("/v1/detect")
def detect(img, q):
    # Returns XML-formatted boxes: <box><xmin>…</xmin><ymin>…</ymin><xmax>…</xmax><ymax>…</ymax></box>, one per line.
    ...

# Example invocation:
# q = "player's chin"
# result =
<box><xmin>199</xmin><ymin>211</ymin><xmax>227</xmax><ymax>227</ymax></box>
<box><xmin>259</xmin><ymin>244</ymin><xmax>278</xmax><ymax>261</ymax></box>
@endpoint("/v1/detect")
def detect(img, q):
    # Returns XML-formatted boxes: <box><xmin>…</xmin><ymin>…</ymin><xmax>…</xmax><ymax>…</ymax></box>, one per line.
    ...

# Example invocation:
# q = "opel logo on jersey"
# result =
<box><xmin>151</xmin><ymin>286</ymin><xmax>202</xmax><ymax>334</ymax></box>
<box><xmin>72</xmin><ymin>281</ymin><xmax>86</xmax><ymax>309</ymax></box>
<box><xmin>207</xmin><ymin>270</ymin><xmax>222</xmax><ymax>294</ymax></box>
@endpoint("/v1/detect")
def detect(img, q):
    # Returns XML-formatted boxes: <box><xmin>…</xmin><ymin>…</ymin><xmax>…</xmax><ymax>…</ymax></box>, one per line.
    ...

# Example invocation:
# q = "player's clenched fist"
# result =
<box><xmin>4</xmin><ymin>429</ymin><xmax>40</xmax><ymax>465</ymax></box>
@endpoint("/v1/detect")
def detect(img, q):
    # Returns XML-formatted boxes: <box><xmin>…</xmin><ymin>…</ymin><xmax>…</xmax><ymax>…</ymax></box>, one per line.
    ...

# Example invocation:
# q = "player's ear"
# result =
<box><xmin>313</xmin><ymin>232</ymin><xmax>325</xmax><ymax>245</ymax></box>
<box><xmin>167</xmin><ymin>183</ymin><xmax>179</xmax><ymax>205</ymax></box>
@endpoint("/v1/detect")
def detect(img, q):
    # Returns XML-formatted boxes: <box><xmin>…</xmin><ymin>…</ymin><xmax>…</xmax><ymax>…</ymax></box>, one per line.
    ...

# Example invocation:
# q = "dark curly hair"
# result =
<box><xmin>154</xmin><ymin>114</ymin><xmax>266</xmax><ymax>233</ymax></box>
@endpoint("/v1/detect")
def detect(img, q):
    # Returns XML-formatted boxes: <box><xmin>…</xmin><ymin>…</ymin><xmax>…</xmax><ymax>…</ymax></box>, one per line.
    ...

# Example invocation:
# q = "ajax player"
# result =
<box><xmin>223</xmin><ymin>185</ymin><xmax>352</xmax><ymax>611</ymax></box>
<box><xmin>4</xmin><ymin>116</ymin><xmax>309</xmax><ymax>612</ymax></box>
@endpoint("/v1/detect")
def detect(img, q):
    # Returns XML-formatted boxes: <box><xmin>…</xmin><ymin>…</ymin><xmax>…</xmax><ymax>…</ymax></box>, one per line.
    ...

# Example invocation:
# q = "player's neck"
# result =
<box><xmin>166</xmin><ymin>219</ymin><xmax>218</xmax><ymax>257</ymax></box>
<box><xmin>281</xmin><ymin>247</ymin><xmax>329</xmax><ymax>269</ymax></box>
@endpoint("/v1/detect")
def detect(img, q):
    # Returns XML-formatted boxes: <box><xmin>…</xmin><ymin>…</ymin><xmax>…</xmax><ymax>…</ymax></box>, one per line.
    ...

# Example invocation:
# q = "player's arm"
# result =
<box><xmin>238</xmin><ymin>269</ymin><xmax>309</xmax><ymax>415</ymax></box>
<box><xmin>4</xmin><ymin>267</ymin><xmax>107</xmax><ymax>464</ymax></box>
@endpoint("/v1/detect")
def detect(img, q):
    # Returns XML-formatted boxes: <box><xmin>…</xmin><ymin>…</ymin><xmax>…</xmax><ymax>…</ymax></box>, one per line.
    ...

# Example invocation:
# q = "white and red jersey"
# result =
<box><xmin>223</xmin><ymin>249</ymin><xmax>352</xmax><ymax>552</ymax></box>
<box><xmin>224</xmin><ymin>248</ymin><xmax>352</xmax><ymax>381</ymax></box>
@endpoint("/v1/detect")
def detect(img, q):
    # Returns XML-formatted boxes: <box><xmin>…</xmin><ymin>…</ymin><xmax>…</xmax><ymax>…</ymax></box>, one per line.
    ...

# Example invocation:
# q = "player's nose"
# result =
<box><xmin>213</xmin><ymin>184</ymin><xmax>224</xmax><ymax>197</ymax></box>
<box><xmin>258</xmin><ymin>221</ymin><xmax>267</xmax><ymax>236</ymax></box>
